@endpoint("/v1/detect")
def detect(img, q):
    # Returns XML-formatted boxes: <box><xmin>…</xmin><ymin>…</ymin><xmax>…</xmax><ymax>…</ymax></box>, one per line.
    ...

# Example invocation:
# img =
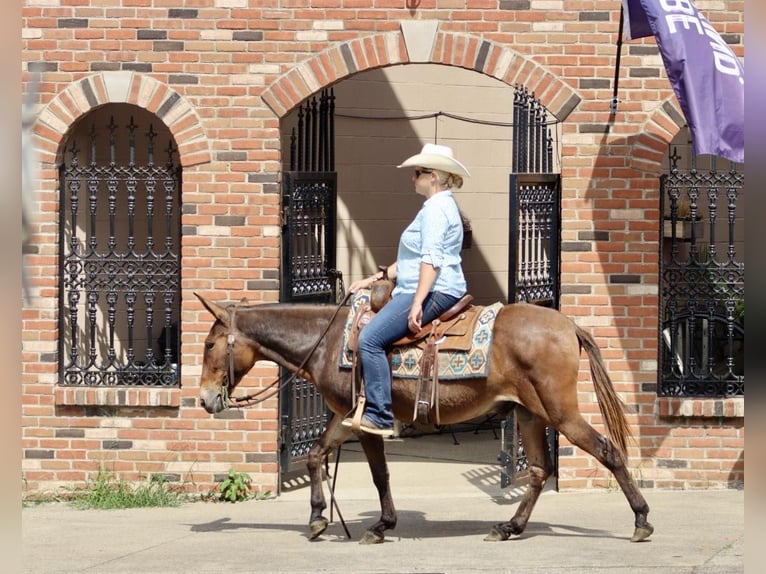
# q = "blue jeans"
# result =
<box><xmin>357</xmin><ymin>290</ymin><xmax>461</xmax><ymax>428</ymax></box>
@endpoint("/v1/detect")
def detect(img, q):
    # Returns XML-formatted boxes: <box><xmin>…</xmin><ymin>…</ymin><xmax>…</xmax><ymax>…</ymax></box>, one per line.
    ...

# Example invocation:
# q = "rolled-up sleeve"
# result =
<box><xmin>420</xmin><ymin>205</ymin><xmax>450</xmax><ymax>269</ymax></box>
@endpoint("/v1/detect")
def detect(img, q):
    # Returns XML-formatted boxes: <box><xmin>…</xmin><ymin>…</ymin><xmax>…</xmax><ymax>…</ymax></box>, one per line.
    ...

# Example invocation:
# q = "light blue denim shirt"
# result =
<box><xmin>392</xmin><ymin>190</ymin><xmax>467</xmax><ymax>298</ymax></box>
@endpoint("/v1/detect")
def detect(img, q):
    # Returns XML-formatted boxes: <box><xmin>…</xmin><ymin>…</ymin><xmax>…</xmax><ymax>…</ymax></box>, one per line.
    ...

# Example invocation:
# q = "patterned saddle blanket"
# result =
<box><xmin>338</xmin><ymin>290</ymin><xmax>503</xmax><ymax>379</ymax></box>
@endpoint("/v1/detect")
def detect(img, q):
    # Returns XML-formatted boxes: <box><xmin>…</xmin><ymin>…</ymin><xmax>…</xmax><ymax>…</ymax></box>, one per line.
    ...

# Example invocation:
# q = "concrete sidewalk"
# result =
<box><xmin>22</xmin><ymin>432</ymin><xmax>744</xmax><ymax>573</ymax></box>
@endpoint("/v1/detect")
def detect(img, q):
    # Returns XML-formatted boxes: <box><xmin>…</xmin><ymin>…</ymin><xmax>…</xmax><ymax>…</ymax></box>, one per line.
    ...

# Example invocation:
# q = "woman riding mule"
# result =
<box><xmin>343</xmin><ymin>143</ymin><xmax>470</xmax><ymax>437</ymax></box>
<box><xmin>196</xmin><ymin>293</ymin><xmax>654</xmax><ymax>544</ymax></box>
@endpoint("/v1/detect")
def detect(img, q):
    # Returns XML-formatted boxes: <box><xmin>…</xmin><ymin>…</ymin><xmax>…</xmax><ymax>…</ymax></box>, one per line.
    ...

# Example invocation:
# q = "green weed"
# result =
<box><xmin>218</xmin><ymin>468</ymin><xmax>253</xmax><ymax>503</ymax></box>
<box><xmin>69</xmin><ymin>470</ymin><xmax>183</xmax><ymax>509</ymax></box>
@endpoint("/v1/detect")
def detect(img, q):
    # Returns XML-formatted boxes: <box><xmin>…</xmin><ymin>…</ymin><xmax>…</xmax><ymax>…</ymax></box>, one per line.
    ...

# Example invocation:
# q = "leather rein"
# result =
<box><xmin>223</xmin><ymin>293</ymin><xmax>352</xmax><ymax>409</ymax></box>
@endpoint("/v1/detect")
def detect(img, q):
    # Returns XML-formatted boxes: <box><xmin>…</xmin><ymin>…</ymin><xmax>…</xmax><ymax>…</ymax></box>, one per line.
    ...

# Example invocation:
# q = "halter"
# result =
<box><xmin>223</xmin><ymin>292</ymin><xmax>352</xmax><ymax>409</ymax></box>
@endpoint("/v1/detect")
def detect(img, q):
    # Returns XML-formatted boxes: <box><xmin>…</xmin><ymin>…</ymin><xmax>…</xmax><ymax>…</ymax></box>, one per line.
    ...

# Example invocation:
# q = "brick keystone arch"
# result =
<box><xmin>627</xmin><ymin>97</ymin><xmax>687</xmax><ymax>173</ymax></box>
<box><xmin>260</xmin><ymin>29</ymin><xmax>581</xmax><ymax>122</ymax></box>
<box><xmin>33</xmin><ymin>72</ymin><xmax>211</xmax><ymax>168</ymax></box>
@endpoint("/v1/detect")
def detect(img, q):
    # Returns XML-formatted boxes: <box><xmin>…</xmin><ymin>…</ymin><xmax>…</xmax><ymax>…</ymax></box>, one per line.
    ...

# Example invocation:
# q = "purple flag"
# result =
<box><xmin>621</xmin><ymin>0</ymin><xmax>744</xmax><ymax>163</ymax></box>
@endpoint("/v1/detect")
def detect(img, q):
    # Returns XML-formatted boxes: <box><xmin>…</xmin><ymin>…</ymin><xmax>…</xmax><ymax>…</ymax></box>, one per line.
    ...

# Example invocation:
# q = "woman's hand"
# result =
<box><xmin>408</xmin><ymin>304</ymin><xmax>423</xmax><ymax>333</ymax></box>
<box><xmin>348</xmin><ymin>274</ymin><xmax>378</xmax><ymax>293</ymax></box>
<box><xmin>349</xmin><ymin>264</ymin><xmax>396</xmax><ymax>293</ymax></box>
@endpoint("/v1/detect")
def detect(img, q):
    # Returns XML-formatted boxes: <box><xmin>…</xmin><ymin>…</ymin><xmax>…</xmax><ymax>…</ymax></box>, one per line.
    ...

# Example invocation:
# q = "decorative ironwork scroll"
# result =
<box><xmin>59</xmin><ymin>116</ymin><xmax>181</xmax><ymax>387</ymax></box>
<box><xmin>280</xmin><ymin>90</ymin><xmax>338</xmax><ymax>478</ymax></box>
<box><xmin>659</xmin><ymin>150</ymin><xmax>744</xmax><ymax>397</ymax></box>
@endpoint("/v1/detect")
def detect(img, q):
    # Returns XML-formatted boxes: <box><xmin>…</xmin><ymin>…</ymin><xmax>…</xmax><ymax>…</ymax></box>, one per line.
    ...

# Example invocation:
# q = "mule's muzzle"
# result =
<box><xmin>200</xmin><ymin>389</ymin><xmax>226</xmax><ymax>414</ymax></box>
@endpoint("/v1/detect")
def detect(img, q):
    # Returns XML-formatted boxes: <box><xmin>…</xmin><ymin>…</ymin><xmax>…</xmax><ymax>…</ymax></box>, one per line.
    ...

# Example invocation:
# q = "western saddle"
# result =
<box><xmin>347</xmin><ymin>279</ymin><xmax>477</xmax><ymax>428</ymax></box>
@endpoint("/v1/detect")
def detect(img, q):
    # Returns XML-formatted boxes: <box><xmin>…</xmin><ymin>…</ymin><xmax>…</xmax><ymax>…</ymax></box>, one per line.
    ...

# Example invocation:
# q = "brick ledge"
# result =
<box><xmin>55</xmin><ymin>386</ymin><xmax>181</xmax><ymax>407</ymax></box>
<box><xmin>657</xmin><ymin>396</ymin><xmax>744</xmax><ymax>418</ymax></box>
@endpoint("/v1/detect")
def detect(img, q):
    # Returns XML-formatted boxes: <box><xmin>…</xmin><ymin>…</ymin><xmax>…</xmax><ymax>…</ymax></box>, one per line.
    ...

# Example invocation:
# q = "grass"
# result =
<box><xmin>23</xmin><ymin>467</ymin><xmax>274</xmax><ymax>509</ymax></box>
<box><xmin>67</xmin><ymin>470</ymin><xmax>184</xmax><ymax>510</ymax></box>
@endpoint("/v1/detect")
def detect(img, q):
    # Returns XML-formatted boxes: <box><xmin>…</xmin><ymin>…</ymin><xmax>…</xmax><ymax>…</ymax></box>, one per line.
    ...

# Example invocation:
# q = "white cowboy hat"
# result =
<box><xmin>397</xmin><ymin>143</ymin><xmax>471</xmax><ymax>178</ymax></box>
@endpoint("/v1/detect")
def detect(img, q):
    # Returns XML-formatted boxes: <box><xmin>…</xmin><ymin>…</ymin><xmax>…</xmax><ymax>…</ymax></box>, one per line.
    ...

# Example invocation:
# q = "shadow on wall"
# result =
<box><xmin>584</xmin><ymin>122</ymin><xmax>745</xmax><ymax>487</ymax></box>
<box><xmin>281</xmin><ymin>64</ymin><xmax>549</xmax><ymax>306</ymax></box>
<box><xmin>728</xmin><ymin>450</ymin><xmax>744</xmax><ymax>486</ymax></box>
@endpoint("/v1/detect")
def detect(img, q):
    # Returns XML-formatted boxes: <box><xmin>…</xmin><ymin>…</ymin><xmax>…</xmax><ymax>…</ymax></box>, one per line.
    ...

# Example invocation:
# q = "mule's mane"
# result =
<box><xmin>235</xmin><ymin>302</ymin><xmax>348</xmax><ymax>371</ymax></box>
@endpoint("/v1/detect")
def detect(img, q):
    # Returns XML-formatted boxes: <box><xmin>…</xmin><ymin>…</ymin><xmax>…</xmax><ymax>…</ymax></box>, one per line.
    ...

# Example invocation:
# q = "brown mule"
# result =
<box><xmin>195</xmin><ymin>293</ymin><xmax>653</xmax><ymax>544</ymax></box>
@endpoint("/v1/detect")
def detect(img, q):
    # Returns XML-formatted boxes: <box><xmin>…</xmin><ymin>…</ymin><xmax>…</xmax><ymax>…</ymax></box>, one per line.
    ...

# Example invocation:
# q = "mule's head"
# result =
<box><xmin>195</xmin><ymin>293</ymin><xmax>258</xmax><ymax>414</ymax></box>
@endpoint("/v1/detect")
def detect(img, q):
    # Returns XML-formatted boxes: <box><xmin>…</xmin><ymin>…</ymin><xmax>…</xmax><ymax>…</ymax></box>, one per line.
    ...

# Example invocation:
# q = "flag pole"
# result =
<box><xmin>611</xmin><ymin>4</ymin><xmax>625</xmax><ymax>115</ymax></box>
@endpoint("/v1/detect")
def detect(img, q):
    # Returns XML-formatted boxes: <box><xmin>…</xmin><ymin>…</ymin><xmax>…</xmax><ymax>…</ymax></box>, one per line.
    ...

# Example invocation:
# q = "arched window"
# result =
<box><xmin>58</xmin><ymin>104</ymin><xmax>181</xmax><ymax>387</ymax></box>
<box><xmin>659</xmin><ymin>129</ymin><xmax>744</xmax><ymax>396</ymax></box>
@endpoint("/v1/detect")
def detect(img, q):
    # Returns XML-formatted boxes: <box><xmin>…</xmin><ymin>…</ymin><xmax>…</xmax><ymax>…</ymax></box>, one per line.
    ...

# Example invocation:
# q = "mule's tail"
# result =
<box><xmin>574</xmin><ymin>323</ymin><xmax>633</xmax><ymax>461</ymax></box>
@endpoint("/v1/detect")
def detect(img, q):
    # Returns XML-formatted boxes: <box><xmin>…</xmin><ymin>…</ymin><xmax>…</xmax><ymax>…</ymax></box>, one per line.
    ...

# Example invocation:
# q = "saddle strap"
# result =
<box><xmin>348</xmin><ymin>304</ymin><xmax>373</xmax><ymax>353</ymax></box>
<box><xmin>351</xmin><ymin>352</ymin><xmax>359</xmax><ymax>407</ymax></box>
<box><xmin>350</xmin><ymin>394</ymin><xmax>366</xmax><ymax>433</ymax></box>
<box><xmin>413</xmin><ymin>323</ymin><xmax>443</xmax><ymax>426</ymax></box>
<box><xmin>433</xmin><ymin>351</ymin><xmax>441</xmax><ymax>426</ymax></box>
<box><xmin>414</xmin><ymin>338</ymin><xmax>433</xmax><ymax>424</ymax></box>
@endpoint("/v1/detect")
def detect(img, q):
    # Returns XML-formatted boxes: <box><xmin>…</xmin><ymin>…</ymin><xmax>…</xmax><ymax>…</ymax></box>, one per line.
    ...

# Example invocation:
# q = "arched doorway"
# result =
<box><xmin>277</xmin><ymin>62</ymin><xmax>564</xmax><ymax>490</ymax></box>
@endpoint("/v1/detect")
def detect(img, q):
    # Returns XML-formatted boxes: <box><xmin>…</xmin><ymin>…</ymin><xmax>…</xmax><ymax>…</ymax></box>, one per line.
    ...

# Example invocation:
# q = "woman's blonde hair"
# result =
<box><xmin>433</xmin><ymin>169</ymin><xmax>464</xmax><ymax>189</ymax></box>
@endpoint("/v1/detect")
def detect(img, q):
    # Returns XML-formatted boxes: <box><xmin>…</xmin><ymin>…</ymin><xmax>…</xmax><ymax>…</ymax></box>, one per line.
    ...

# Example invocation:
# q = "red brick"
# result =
<box><xmin>20</xmin><ymin>2</ymin><xmax>745</xmax><ymax>497</ymax></box>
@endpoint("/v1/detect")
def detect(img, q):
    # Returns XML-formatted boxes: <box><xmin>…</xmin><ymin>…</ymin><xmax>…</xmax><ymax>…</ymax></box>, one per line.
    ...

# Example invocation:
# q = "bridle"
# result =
<box><xmin>222</xmin><ymin>292</ymin><xmax>352</xmax><ymax>409</ymax></box>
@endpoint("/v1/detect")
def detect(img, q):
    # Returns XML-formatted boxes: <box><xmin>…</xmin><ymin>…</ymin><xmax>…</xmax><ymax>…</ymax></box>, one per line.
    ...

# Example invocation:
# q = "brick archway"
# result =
<box><xmin>626</xmin><ymin>96</ymin><xmax>686</xmax><ymax>173</ymax></box>
<box><xmin>260</xmin><ymin>26</ymin><xmax>581</xmax><ymax>122</ymax></box>
<box><xmin>32</xmin><ymin>72</ymin><xmax>211</xmax><ymax>168</ymax></box>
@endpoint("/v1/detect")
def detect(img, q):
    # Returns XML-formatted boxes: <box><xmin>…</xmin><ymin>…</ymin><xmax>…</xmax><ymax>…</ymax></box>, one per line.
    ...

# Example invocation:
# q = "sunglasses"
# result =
<box><xmin>415</xmin><ymin>169</ymin><xmax>433</xmax><ymax>178</ymax></box>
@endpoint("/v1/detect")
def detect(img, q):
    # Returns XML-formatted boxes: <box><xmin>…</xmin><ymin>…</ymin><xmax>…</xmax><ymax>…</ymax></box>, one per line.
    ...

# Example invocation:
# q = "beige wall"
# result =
<box><xmin>284</xmin><ymin>64</ymin><xmax>562</xmax><ymax>305</ymax></box>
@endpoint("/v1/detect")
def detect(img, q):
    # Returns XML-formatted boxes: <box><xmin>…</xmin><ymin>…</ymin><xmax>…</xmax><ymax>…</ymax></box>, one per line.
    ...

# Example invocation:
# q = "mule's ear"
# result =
<box><xmin>194</xmin><ymin>292</ymin><xmax>230</xmax><ymax>327</ymax></box>
<box><xmin>239</xmin><ymin>296</ymin><xmax>249</xmax><ymax>305</ymax></box>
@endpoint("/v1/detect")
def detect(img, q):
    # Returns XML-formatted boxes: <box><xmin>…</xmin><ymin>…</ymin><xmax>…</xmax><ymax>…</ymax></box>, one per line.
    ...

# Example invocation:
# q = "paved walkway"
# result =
<box><xmin>22</xmin><ymin>431</ymin><xmax>744</xmax><ymax>573</ymax></box>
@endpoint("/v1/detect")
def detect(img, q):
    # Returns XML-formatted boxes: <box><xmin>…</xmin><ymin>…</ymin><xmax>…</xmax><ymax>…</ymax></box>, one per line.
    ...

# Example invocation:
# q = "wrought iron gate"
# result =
<box><xmin>508</xmin><ymin>173</ymin><xmax>560</xmax><ymax>308</ymax></box>
<box><xmin>279</xmin><ymin>89</ymin><xmax>340</xmax><ymax>478</ymax></box>
<box><xmin>59</xmin><ymin>111</ymin><xmax>181</xmax><ymax>387</ymax></box>
<box><xmin>659</xmin><ymin>149</ymin><xmax>744</xmax><ymax>397</ymax></box>
<box><xmin>501</xmin><ymin>86</ymin><xmax>561</xmax><ymax>489</ymax></box>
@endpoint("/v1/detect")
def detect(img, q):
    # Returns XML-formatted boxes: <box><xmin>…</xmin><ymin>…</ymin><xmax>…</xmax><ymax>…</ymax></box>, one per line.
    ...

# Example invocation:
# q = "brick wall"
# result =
<box><xmin>22</xmin><ymin>0</ymin><xmax>745</xmax><ymax>496</ymax></box>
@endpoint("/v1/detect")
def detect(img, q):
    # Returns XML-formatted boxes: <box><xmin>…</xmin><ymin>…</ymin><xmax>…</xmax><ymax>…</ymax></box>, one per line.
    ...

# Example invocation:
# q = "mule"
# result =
<box><xmin>195</xmin><ymin>293</ymin><xmax>653</xmax><ymax>544</ymax></box>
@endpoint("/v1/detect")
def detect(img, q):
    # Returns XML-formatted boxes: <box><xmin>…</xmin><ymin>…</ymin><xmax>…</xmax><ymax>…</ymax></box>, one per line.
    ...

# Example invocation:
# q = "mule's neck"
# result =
<box><xmin>237</xmin><ymin>303</ymin><xmax>347</xmax><ymax>373</ymax></box>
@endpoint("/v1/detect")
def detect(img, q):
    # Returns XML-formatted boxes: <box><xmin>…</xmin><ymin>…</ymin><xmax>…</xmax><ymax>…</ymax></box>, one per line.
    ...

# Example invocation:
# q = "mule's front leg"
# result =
<box><xmin>306</xmin><ymin>415</ymin><xmax>351</xmax><ymax>539</ymax></box>
<box><xmin>357</xmin><ymin>433</ymin><xmax>397</xmax><ymax>544</ymax></box>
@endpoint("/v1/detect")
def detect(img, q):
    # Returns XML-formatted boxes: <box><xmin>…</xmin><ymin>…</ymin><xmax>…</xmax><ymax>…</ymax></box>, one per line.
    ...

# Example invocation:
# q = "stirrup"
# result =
<box><xmin>349</xmin><ymin>395</ymin><xmax>366</xmax><ymax>432</ymax></box>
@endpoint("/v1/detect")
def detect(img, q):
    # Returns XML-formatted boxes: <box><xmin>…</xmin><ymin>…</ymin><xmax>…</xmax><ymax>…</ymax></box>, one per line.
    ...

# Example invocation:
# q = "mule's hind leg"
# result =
<box><xmin>306</xmin><ymin>414</ymin><xmax>352</xmax><ymax>539</ymax></box>
<box><xmin>486</xmin><ymin>406</ymin><xmax>551</xmax><ymax>541</ymax></box>
<box><xmin>558</xmin><ymin>415</ymin><xmax>653</xmax><ymax>542</ymax></box>
<box><xmin>357</xmin><ymin>432</ymin><xmax>397</xmax><ymax>544</ymax></box>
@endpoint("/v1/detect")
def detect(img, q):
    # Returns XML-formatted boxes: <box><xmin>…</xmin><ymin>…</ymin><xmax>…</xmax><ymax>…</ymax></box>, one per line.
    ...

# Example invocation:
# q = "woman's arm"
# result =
<box><xmin>348</xmin><ymin>262</ymin><xmax>398</xmax><ymax>293</ymax></box>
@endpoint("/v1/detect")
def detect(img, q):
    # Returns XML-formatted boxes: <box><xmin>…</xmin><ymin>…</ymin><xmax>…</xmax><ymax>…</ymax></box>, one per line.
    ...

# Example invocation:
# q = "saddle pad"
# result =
<box><xmin>339</xmin><ymin>290</ymin><xmax>503</xmax><ymax>379</ymax></box>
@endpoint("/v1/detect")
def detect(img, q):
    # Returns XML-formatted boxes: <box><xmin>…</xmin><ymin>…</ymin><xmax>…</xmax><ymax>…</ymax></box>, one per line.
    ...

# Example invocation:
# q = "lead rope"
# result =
<box><xmin>326</xmin><ymin>445</ymin><xmax>351</xmax><ymax>538</ymax></box>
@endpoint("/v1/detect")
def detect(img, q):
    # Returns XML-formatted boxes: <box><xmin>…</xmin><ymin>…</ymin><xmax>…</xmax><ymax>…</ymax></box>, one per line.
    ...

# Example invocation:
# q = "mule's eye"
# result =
<box><xmin>204</xmin><ymin>342</ymin><xmax>215</xmax><ymax>351</ymax></box>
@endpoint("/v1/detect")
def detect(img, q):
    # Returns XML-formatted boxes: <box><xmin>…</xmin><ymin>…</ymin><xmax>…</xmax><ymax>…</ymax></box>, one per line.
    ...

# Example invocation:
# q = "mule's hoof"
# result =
<box><xmin>309</xmin><ymin>517</ymin><xmax>329</xmax><ymax>539</ymax></box>
<box><xmin>630</xmin><ymin>522</ymin><xmax>654</xmax><ymax>542</ymax></box>
<box><xmin>484</xmin><ymin>525</ymin><xmax>510</xmax><ymax>542</ymax></box>
<box><xmin>359</xmin><ymin>530</ymin><xmax>384</xmax><ymax>545</ymax></box>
